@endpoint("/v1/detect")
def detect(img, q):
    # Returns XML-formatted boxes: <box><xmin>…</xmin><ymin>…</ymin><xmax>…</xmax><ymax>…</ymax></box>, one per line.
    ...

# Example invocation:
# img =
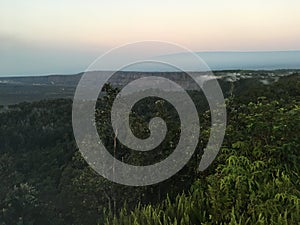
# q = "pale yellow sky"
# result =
<box><xmin>0</xmin><ymin>0</ymin><xmax>299</xmax><ymax>75</ymax></box>
<box><xmin>1</xmin><ymin>0</ymin><xmax>300</xmax><ymax>50</ymax></box>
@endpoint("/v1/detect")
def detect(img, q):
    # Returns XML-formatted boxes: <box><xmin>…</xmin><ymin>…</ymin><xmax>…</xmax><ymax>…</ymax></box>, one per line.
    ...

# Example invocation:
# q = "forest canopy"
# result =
<box><xmin>0</xmin><ymin>72</ymin><xmax>299</xmax><ymax>225</ymax></box>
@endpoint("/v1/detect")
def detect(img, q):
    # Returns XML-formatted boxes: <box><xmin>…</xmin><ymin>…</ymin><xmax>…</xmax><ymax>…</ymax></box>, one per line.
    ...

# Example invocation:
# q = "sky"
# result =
<box><xmin>1</xmin><ymin>0</ymin><xmax>300</xmax><ymax>75</ymax></box>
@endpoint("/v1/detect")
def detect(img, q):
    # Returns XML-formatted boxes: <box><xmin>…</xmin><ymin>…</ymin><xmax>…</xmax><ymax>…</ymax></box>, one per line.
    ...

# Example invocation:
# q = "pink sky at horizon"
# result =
<box><xmin>0</xmin><ymin>0</ymin><xmax>299</xmax><ymax>75</ymax></box>
<box><xmin>1</xmin><ymin>0</ymin><xmax>300</xmax><ymax>51</ymax></box>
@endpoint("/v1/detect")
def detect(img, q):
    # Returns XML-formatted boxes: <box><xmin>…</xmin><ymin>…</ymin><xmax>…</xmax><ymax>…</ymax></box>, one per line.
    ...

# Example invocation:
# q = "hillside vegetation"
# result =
<box><xmin>0</xmin><ymin>73</ymin><xmax>299</xmax><ymax>225</ymax></box>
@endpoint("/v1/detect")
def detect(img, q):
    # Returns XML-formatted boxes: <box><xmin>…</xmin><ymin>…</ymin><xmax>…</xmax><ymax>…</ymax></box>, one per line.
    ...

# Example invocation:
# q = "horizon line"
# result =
<box><xmin>1</xmin><ymin>68</ymin><xmax>299</xmax><ymax>78</ymax></box>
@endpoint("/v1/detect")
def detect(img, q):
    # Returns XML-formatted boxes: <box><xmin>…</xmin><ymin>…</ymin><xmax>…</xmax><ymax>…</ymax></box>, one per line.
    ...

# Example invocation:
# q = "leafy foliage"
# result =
<box><xmin>0</xmin><ymin>73</ymin><xmax>299</xmax><ymax>225</ymax></box>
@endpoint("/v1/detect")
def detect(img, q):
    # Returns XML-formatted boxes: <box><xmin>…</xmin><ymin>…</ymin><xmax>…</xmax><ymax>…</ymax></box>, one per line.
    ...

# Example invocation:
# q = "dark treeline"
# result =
<box><xmin>0</xmin><ymin>73</ymin><xmax>299</xmax><ymax>225</ymax></box>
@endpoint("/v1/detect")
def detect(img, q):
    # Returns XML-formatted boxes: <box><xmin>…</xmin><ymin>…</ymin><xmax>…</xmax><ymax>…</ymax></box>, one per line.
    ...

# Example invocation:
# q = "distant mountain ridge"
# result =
<box><xmin>0</xmin><ymin>70</ymin><xmax>298</xmax><ymax>105</ymax></box>
<box><xmin>1</xmin><ymin>51</ymin><xmax>299</xmax><ymax>77</ymax></box>
<box><xmin>153</xmin><ymin>51</ymin><xmax>300</xmax><ymax>71</ymax></box>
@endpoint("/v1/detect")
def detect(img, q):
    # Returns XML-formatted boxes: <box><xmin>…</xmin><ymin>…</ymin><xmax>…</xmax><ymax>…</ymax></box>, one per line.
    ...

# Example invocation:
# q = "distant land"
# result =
<box><xmin>174</xmin><ymin>51</ymin><xmax>300</xmax><ymax>70</ymax></box>
<box><xmin>0</xmin><ymin>70</ymin><xmax>299</xmax><ymax>105</ymax></box>
<box><xmin>148</xmin><ymin>51</ymin><xmax>300</xmax><ymax>72</ymax></box>
<box><xmin>1</xmin><ymin>51</ymin><xmax>300</xmax><ymax>77</ymax></box>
